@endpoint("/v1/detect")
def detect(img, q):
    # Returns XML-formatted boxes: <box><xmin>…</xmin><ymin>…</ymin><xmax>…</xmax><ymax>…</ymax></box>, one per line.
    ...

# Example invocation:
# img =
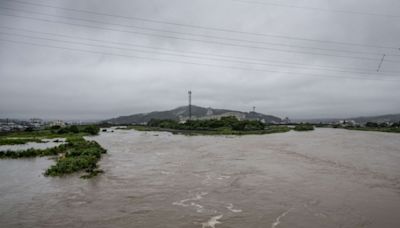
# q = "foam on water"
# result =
<box><xmin>216</xmin><ymin>175</ymin><xmax>230</xmax><ymax>180</ymax></box>
<box><xmin>226</xmin><ymin>203</ymin><xmax>242</xmax><ymax>213</ymax></box>
<box><xmin>172</xmin><ymin>192</ymin><xmax>208</xmax><ymax>213</ymax></box>
<box><xmin>271</xmin><ymin>208</ymin><xmax>293</xmax><ymax>228</ymax></box>
<box><xmin>201</xmin><ymin>214</ymin><xmax>223</xmax><ymax>228</ymax></box>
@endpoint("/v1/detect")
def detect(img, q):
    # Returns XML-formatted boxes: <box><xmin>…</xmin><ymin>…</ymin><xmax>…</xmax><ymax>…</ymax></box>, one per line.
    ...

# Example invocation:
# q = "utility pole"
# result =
<box><xmin>188</xmin><ymin>90</ymin><xmax>192</xmax><ymax>120</ymax></box>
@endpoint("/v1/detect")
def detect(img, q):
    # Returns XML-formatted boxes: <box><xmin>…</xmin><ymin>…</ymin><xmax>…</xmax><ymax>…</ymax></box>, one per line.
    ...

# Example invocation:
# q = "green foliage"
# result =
<box><xmin>294</xmin><ymin>124</ymin><xmax>315</xmax><ymax>131</ymax></box>
<box><xmin>0</xmin><ymin>138</ymin><xmax>43</xmax><ymax>145</ymax></box>
<box><xmin>366</xmin><ymin>122</ymin><xmax>379</xmax><ymax>128</ymax></box>
<box><xmin>57</xmin><ymin>128</ymin><xmax>69</xmax><ymax>134</ymax></box>
<box><xmin>45</xmin><ymin>155</ymin><xmax>98</xmax><ymax>176</ymax></box>
<box><xmin>348</xmin><ymin>126</ymin><xmax>400</xmax><ymax>133</ymax></box>
<box><xmin>147</xmin><ymin>116</ymin><xmax>266</xmax><ymax>132</ymax></box>
<box><xmin>0</xmin><ymin>136</ymin><xmax>106</xmax><ymax>178</ymax></box>
<box><xmin>25</xmin><ymin>127</ymin><xmax>34</xmax><ymax>132</ymax></box>
<box><xmin>83</xmin><ymin>125</ymin><xmax>100</xmax><ymax>135</ymax></box>
<box><xmin>53</xmin><ymin>125</ymin><xmax>99</xmax><ymax>135</ymax></box>
<box><xmin>44</xmin><ymin>137</ymin><xmax>106</xmax><ymax>177</ymax></box>
<box><xmin>0</xmin><ymin>125</ymin><xmax>101</xmax><ymax>146</ymax></box>
<box><xmin>132</xmin><ymin>117</ymin><xmax>296</xmax><ymax>135</ymax></box>
<box><xmin>68</xmin><ymin>125</ymin><xmax>80</xmax><ymax>134</ymax></box>
<box><xmin>392</xmin><ymin>122</ymin><xmax>400</xmax><ymax>128</ymax></box>
<box><xmin>346</xmin><ymin>121</ymin><xmax>400</xmax><ymax>133</ymax></box>
<box><xmin>0</xmin><ymin>144</ymin><xmax>67</xmax><ymax>158</ymax></box>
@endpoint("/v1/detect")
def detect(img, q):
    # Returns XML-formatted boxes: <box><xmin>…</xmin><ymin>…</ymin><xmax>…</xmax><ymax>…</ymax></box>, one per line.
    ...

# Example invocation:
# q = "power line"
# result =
<box><xmin>0</xmin><ymin>11</ymin><xmax>397</xmax><ymax>63</ymax></box>
<box><xmin>4</xmin><ymin>0</ymin><xmax>400</xmax><ymax>50</ymax></box>
<box><xmin>0</xmin><ymin>29</ymin><xmax>398</xmax><ymax>77</ymax></box>
<box><xmin>0</xmin><ymin>38</ymin><xmax>398</xmax><ymax>82</ymax></box>
<box><xmin>0</xmin><ymin>5</ymin><xmax>387</xmax><ymax>56</ymax></box>
<box><xmin>231</xmin><ymin>0</ymin><xmax>400</xmax><ymax>19</ymax></box>
<box><xmin>2</xmin><ymin>25</ymin><xmax>390</xmax><ymax>73</ymax></box>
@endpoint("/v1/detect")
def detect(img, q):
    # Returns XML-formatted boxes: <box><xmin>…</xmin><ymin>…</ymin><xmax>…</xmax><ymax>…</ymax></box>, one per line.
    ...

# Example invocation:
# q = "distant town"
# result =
<box><xmin>0</xmin><ymin>118</ymin><xmax>92</xmax><ymax>132</ymax></box>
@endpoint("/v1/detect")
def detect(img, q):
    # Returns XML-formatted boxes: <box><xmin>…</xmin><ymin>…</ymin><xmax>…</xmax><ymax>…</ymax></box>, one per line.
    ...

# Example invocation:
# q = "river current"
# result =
<box><xmin>0</xmin><ymin>128</ymin><xmax>399</xmax><ymax>227</ymax></box>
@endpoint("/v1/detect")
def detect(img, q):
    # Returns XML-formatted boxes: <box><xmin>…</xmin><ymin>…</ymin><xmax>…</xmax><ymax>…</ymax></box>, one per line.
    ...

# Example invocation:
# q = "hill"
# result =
<box><xmin>351</xmin><ymin>114</ymin><xmax>400</xmax><ymax>123</ymax></box>
<box><xmin>105</xmin><ymin>105</ymin><xmax>282</xmax><ymax>125</ymax></box>
<box><xmin>296</xmin><ymin>113</ymin><xmax>400</xmax><ymax>124</ymax></box>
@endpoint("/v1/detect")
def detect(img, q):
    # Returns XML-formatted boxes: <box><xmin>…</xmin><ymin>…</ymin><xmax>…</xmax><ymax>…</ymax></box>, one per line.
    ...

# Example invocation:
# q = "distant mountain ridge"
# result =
<box><xmin>105</xmin><ymin>105</ymin><xmax>282</xmax><ymax>124</ymax></box>
<box><xmin>296</xmin><ymin>113</ymin><xmax>400</xmax><ymax>124</ymax></box>
<box><xmin>351</xmin><ymin>114</ymin><xmax>400</xmax><ymax>123</ymax></box>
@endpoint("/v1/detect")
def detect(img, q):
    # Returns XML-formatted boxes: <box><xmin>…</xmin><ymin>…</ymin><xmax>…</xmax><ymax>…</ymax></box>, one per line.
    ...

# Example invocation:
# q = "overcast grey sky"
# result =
<box><xmin>0</xmin><ymin>0</ymin><xmax>399</xmax><ymax>120</ymax></box>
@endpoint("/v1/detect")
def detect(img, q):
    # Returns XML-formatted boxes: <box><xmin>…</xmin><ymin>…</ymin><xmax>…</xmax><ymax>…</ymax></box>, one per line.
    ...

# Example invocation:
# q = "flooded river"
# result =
<box><xmin>1</xmin><ymin>128</ymin><xmax>400</xmax><ymax>227</ymax></box>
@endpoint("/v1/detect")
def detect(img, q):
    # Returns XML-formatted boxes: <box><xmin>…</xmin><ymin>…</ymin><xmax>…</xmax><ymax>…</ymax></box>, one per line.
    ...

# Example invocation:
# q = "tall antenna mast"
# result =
<box><xmin>188</xmin><ymin>90</ymin><xmax>192</xmax><ymax>120</ymax></box>
<box><xmin>376</xmin><ymin>54</ymin><xmax>386</xmax><ymax>72</ymax></box>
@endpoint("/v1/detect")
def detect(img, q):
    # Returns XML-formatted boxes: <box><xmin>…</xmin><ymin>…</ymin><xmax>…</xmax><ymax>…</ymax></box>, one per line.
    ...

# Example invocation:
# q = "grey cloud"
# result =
<box><xmin>0</xmin><ymin>0</ymin><xmax>399</xmax><ymax>120</ymax></box>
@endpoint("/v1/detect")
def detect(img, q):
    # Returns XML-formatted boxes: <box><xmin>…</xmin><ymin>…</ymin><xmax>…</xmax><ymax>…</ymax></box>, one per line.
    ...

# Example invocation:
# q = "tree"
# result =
<box><xmin>366</xmin><ymin>122</ymin><xmax>378</xmax><ymax>128</ymax></box>
<box><xmin>83</xmin><ymin>125</ymin><xmax>100</xmax><ymax>135</ymax></box>
<box><xmin>68</xmin><ymin>125</ymin><xmax>80</xmax><ymax>133</ymax></box>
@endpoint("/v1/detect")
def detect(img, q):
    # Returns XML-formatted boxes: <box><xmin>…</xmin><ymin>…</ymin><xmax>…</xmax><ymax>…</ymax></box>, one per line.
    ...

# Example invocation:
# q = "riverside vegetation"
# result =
<box><xmin>294</xmin><ymin>124</ymin><xmax>315</xmax><ymax>131</ymax></box>
<box><xmin>0</xmin><ymin>125</ymin><xmax>107</xmax><ymax>178</ymax></box>
<box><xmin>129</xmin><ymin>116</ymin><xmax>315</xmax><ymax>135</ymax></box>
<box><xmin>0</xmin><ymin>125</ymin><xmax>100</xmax><ymax>145</ymax></box>
<box><xmin>344</xmin><ymin>122</ymin><xmax>400</xmax><ymax>133</ymax></box>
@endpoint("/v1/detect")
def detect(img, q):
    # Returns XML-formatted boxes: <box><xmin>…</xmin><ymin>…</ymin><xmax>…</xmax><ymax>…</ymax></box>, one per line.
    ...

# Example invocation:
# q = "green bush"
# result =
<box><xmin>83</xmin><ymin>125</ymin><xmax>100</xmax><ymax>135</ymax></box>
<box><xmin>51</xmin><ymin>125</ymin><xmax>61</xmax><ymax>130</ymax></box>
<box><xmin>366</xmin><ymin>122</ymin><xmax>378</xmax><ymax>128</ymax></box>
<box><xmin>68</xmin><ymin>125</ymin><xmax>80</xmax><ymax>133</ymax></box>
<box><xmin>57</xmin><ymin>128</ymin><xmax>69</xmax><ymax>134</ymax></box>
<box><xmin>0</xmin><ymin>138</ymin><xmax>43</xmax><ymax>145</ymax></box>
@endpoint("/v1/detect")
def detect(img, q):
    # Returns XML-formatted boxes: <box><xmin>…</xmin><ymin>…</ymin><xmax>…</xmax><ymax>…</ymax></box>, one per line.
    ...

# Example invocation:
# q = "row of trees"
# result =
<box><xmin>51</xmin><ymin>125</ymin><xmax>100</xmax><ymax>135</ymax></box>
<box><xmin>365</xmin><ymin>122</ymin><xmax>400</xmax><ymax>128</ymax></box>
<box><xmin>147</xmin><ymin>116</ymin><xmax>266</xmax><ymax>131</ymax></box>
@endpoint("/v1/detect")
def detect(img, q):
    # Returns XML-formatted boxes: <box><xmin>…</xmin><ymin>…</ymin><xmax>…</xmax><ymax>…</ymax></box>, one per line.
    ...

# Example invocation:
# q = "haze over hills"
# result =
<box><xmin>351</xmin><ymin>114</ymin><xmax>400</xmax><ymax>123</ymax></box>
<box><xmin>105</xmin><ymin>105</ymin><xmax>282</xmax><ymax>124</ymax></box>
<box><xmin>296</xmin><ymin>113</ymin><xmax>400</xmax><ymax>124</ymax></box>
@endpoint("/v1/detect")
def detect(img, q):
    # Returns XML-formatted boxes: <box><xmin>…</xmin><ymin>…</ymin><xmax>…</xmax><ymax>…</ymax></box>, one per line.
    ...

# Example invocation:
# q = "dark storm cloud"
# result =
<box><xmin>0</xmin><ymin>0</ymin><xmax>399</xmax><ymax>120</ymax></box>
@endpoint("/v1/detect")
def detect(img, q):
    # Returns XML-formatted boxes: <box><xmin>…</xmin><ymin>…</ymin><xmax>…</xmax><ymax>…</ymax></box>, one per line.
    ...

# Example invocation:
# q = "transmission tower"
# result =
<box><xmin>188</xmin><ymin>90</ymin><xmax>192</xmax><ymax>120</ymax></box>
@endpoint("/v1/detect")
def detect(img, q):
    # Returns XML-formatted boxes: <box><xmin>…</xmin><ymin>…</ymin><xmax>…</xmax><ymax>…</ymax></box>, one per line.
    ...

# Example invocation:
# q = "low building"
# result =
<box><xmin>49</xmin><ymin>120</ymin><xmax>65</xmax><ymax>127</ymax></box>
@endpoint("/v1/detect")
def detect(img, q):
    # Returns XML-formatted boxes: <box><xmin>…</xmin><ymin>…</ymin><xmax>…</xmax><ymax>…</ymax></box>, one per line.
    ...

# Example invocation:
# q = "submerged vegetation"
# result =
<box><xmin>0</xmin><ymin>125</ymin><xmax>106</xmax><ymax>178</ymax></box>
<box><xmin>0</xmin><ymin>143</ymin><xmax>67</xmax><ymax>158</ymax></box>
<box><xmin>44</xmin><ymin>137</ymin><xmax>106</xmax><ymax>177</ymax></box>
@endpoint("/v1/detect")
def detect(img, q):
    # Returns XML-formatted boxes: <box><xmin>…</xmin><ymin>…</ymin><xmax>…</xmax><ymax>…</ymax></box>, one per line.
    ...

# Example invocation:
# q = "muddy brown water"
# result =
<box><xmin>0</xmin><ymin>128</ymin><xmax>400</xmax><ymax>228</ymax></box>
